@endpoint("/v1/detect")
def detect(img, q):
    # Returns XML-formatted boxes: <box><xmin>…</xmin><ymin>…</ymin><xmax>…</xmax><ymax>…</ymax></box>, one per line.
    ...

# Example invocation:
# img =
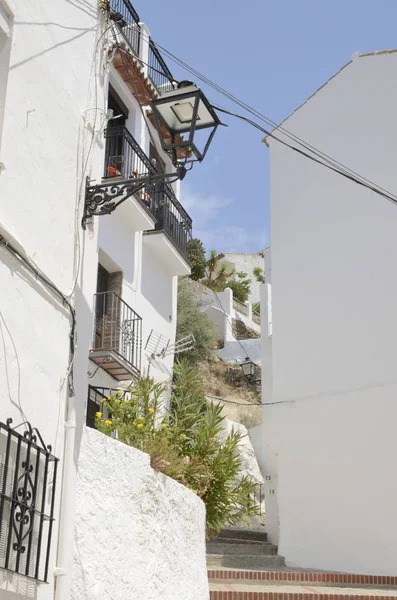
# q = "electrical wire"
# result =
<box><xmin>212</xmin><ymin>106</ymin><xmax>397</xmax><ymax>206</ymax></box>
<box><xmin>68</xmin><ymin>20</ymin><xmax>116</xmax><ymax>299</ymax></box>
<box><xmin>132</xmin><ymin>32</ymin><xmax>397</xmax><ymax>205</ymax></box>
<box><xmin>206</xmin><ymin>393</ymin><xmax>294</xmax><ymax>407</ymax></box>
<box><xmin>212</xmin><ymin>287</ymin><xmax>257</xmax><ymax>360</ymax></box>
<box><xmin>112</xmin><ymin>25</ymin><xmax>397</xmax><ymax>205</ymax></box>
<box><xmin>0</xmin><ymin>235</ymin><xmax>76</xmax><ymax>396</ymax></box>
<box><xmin>206</xmin><ymin>393</ymin><xmax>262</xmax><ymax>407</ymax></box>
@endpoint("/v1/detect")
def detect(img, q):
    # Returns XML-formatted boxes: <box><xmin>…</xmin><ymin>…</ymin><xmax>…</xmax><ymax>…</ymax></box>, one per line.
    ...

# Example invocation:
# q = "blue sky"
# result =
<box><xmin>132</xmin><ymin>0</ymin><xmax>397</xmax><ymax>253</ymax></box>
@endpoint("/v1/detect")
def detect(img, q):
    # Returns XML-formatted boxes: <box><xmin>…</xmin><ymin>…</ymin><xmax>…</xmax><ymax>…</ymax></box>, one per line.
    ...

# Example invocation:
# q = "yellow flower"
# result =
<box><xmin>148</xmin><ymin>407</ymin><xmax>155</xmax><ymax>414</ymax></box>
<box><xmin>95</xmin><ymin>411</ymin><xmax>102</xmax><ymax>418</ymax></box>
<box><xmin>137</xmin><ymin>415</ymin><xmax>145</xmax><ymax>421</ymax></box>
<box><xmin>137</xmin><ymin>423</ymin><xmax>144</xmax><ymax>429</ymax></box>
<box><xmin>104</xmin><ymin>419</ymin><xmax>112</xmax><ymax>426</ymax></box>
<box><xmin>161</xmin><ymin>423</ymin><xmax>168</xmax><ymax>428</ymax></box>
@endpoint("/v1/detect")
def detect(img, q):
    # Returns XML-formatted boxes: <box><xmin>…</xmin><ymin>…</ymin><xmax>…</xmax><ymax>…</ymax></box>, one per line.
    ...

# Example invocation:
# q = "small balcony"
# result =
<box><xmin>104</xmin><ymin>125</ymin><xmax>192</xmax><ymax>263</ymax></box>
<box><xmin>89</xmin><ymin>291</ymin><xmax>142</xmax><ymax>381</ymax></box>
<box><xmin>110</xmin><ymin>0</ymin><xmax>175</xmax><ymax>102</ymax></box>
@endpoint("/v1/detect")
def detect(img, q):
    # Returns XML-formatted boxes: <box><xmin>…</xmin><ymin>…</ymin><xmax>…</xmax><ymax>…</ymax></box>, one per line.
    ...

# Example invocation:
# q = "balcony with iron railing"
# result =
<box><xmin>89</xmin><ymin>291</ymin><xmax>142</xmax><ymax>381</ymax></box>
<box><xmin>104</xmin><ymin>125</ymin><xmax>192</xmax><ymax>260</ymax></box>
<box><xmin>110</xmin><ymin>0</ymin><xmax>175</xmax><ymax>99</ymax></box>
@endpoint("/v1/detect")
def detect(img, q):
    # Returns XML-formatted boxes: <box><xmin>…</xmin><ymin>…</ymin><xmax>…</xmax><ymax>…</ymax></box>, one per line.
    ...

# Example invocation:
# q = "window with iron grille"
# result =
<box><xmin>86</xmin><ymin>385</ymin><xmax>128</xmax><ymax>432</ymax></box>
<box><xmin>0</xmin><ymin>419</ymin><xmax>58</xmax><ymax>583</ymax></box>
<box><xmin>86</xmin><ymin>386</ymin><xmax>112</xmax><ymax>429</ymax></box>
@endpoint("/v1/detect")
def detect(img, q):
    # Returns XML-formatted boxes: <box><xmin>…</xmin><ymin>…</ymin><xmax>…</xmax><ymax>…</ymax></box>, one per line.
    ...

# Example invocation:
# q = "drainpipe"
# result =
<box><xmin>54</xmin><ymin>393</ymin><xmax>77</xmax><ymax>600</ymax></box>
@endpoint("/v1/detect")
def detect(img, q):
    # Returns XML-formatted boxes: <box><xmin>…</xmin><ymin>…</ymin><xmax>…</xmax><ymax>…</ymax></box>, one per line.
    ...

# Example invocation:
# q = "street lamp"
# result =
<box><xmin>240</xmin><ymin>357</ymin><xmax>258</xmax><ymax>384</ymax></box>
<box><xmin>149</xmin><ymin>81</ymin><xmax>223</xmax><ymax>166</ymax></box>
<box><xmin>82</xmin><ymin>82</ymin><xmax>220</xmax><ymax>228</ymax></box>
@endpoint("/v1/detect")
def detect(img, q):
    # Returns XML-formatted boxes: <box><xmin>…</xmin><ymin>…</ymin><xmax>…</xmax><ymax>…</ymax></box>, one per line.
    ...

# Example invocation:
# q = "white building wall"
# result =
<box><xmin>89</xmin><ymin>62</ymin><xmax>187</xmax><ymax>394</ymax></box>
<box><xmin>0</xmin><ymin>1</ymin><xmax>105</xmax><ymax>598</ymax></box>
<box><xmin>266</xmin><ymin>50</ymin><xmax>397</xmax><ymax>574</ymax></box>
<box><xmin>220</xmin><ymin>252</ymin><xmax>265</xmax><ymax>305</ymax></box>
<box><xmin>72</xmin><ymin>427</ymin><xmax>209</xmax><ymax>600</ymax></box>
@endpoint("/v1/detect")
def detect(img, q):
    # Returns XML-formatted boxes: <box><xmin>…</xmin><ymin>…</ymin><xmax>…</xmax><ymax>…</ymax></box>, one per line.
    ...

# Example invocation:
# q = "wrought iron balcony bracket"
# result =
<box><xmin>82</xmin><ymin>167</ymin><xmax>186</xmax><ymax>229</ymax></box>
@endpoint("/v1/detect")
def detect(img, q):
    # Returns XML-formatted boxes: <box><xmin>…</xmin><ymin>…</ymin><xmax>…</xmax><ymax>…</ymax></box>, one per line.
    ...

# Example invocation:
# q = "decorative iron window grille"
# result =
<box><xmin>0</xmin><ymin>419</ymin><xmax>58</xmax><ymax>583</ymax></box>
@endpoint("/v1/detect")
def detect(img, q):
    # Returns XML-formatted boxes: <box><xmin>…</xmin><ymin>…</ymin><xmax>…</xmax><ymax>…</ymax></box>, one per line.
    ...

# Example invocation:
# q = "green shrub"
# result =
<box><xmin>176</xmin><ymin>278</ymin><xmax>217</xmax><ymax>364</ymax></box>
<box><xmin>96</xmin><ymin>360</ymin><xmax>259</xmax><ymax>536</ymax></box>
<box><xmin>187</xmin><ymin>238</ymin><xmax>207</xmax><ymax>281</ymax></box>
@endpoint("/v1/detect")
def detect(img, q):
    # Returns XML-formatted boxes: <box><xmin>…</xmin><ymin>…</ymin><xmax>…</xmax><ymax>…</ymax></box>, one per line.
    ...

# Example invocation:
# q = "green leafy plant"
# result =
<box><xmin>95</xmin><ymin>360</ymin><xmax>259</xmax><ymax>536</ymax></box>
<box><xmin>253</xmin><ymin>267</ymin><xmax>265</xmax><ymax>284</ymax></box>
<box><xmin>252</xmin><ymin>301</ymin><xmax>260</xmax><ymax>314</ymax></box>
<box><xmin>176</xmin><ymin>278</ymin><xmax>217</xmax><ymax>364</ymax></box>
<box><xmin>187</xmin><ymin>238</ymin><xmax>207</xmax><ymax>281</ymax></box>
<box><xmin>202</xmin><ymin>250</ymin><xmax>235</xmax><ymax>290</ymax></box>
<box><xmin>226</xmin><ymin>271</ymin><xmax>252</xmax><ymax>303</ymax></box>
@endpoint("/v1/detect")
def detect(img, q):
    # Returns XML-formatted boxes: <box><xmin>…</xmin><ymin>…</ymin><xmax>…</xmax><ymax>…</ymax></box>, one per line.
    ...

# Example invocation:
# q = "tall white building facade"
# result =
<box><xmin>0</xmin><ymin>1</ymin><xmax>192</xmax><ymax>598</ymax></box>
<box><xmin>256</xmin><ymin>50</ymin><xmax>397</xmax><ymax>576</ymax></box>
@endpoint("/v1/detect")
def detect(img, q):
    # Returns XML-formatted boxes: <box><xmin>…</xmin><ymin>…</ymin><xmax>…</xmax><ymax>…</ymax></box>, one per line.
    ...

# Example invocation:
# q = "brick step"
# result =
<box><xmin>207</xmin><ymin>542</ymin><xmax>278</xmax><ymax>556</ymax></box>
<box><xmin>216</xmin><ymin>528</ymin><xmax>268</xmax><ymax>543</ymax></box>
<box><xmin>207</xmin><ymin>554</ymin><xmax>285</xmax><ymax>569</ymax></box>
<box><xmin>209</xmin><ymin>582</ymin><xmax>397</xmax><ymax>599</ymax></box>
<box><xmin>208</xmin><ymin>569</ymin><xmax>397</xmax><ymax>588</ymax></box>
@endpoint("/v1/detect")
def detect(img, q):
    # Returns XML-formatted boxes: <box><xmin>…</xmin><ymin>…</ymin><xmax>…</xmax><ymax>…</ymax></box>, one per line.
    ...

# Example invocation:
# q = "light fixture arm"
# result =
<box><xmin>82</xmin><ymin>167</ymin><xmax>186</xmax><ymax>228</ymax></box>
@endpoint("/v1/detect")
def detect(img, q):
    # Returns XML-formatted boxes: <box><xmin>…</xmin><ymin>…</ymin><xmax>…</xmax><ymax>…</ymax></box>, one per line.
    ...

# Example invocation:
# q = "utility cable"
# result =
<box><xmin>0</xmin><ymin>235</ymin><xmax>76</xmax><ymax>396</ymax></box>
<box><xmin>116</xmin><ymin>25</ymin><xmax>397</xmax><ymax>204</ymax></box>
<box><xmin>213</xmin><ymin>106</ymin><xmax>397</xmax><ymax>207</ymax></box>
<box><xmin>142</xmin><ymin>36</ymin><xmax>397</xmax><ymax>204</ymax></box>
<box><xmin>206</xmin><ymin>393</ymin><xmax>294</xmax><ymax>408</ymax></box>
<box><xmin>115</xmin><ymin>28</ymin><xmax>397</xmax><ymax>204</ymax></box>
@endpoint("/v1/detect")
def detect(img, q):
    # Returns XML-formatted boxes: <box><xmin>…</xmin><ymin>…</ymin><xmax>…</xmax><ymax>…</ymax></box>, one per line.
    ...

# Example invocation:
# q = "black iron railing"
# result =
<box><xmin>93</xmin><ymin>291</ymin><xmax>142</xmax><ymax>374</ymax></box>
<box><xmin>151</xmin><ymin>184</ymin><xmax>192</xmax><ymax>258</ymax></box>
<box><xmin>148</xmin><ymin>39</ymin><xmax>175</xmax><ymax>92</ymax></box>
<box><xmin>0</xmin><ymin>419</ymin><xmax>58</xmax><ymax>583</ymax></box>
<box><xmin>104</xmin><ymin>126</ymin><xmax>192</xmax><ymax>258</ymax></box>
<box><xmin>86</xmin><ymin>386</ymin><xmax>129</xmax><ymax>429</ymax></box>
<box><xmin>109</xmin><ymin>0</ymin><xmax>174</xmax><ymax>93</ymax></box>
<box><xmin>111</xmin><ymin>0</ymin><xmax>141</xmax><ymax>55</ymax></box>
<box><xmin>104</xmin><ymin>125</ymin><xmax>153</xmax><ymax>182</ymax></box>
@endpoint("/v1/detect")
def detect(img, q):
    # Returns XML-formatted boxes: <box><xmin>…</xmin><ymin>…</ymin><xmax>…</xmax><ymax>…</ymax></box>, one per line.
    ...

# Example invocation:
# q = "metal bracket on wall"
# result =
<box><xmin>82</xmin><ymin>166</ymin><xmax>187</xmax><ymax>229</ymax></box>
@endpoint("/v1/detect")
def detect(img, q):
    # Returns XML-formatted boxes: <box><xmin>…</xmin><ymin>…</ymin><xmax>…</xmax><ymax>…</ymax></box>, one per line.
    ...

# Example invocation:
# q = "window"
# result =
<box><xmin>105</xmin><ymin>86</ymin><xmax>129</xmax><ymax>177</ymax></box>
<box><xmin>86</xmin><ymin>386</ymin><xmax>111</xmax><ymax>429</ymax></box>
<box><xmin>0</xmin><ymin>419</ymin><xmax>58</xmax><ymax>582</ymax></box>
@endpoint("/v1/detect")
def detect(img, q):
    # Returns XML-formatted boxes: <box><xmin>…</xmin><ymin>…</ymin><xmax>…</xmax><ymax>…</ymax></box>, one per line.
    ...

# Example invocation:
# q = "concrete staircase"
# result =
<box><xmin>207</xmin><ymin>528</ymin><xmax>397</xmax><ymax>599</ymax></box>
<box><xmin>207</xmin><ymin>527</ymin><xmax>284</xmax><ymax>570</ymax></box>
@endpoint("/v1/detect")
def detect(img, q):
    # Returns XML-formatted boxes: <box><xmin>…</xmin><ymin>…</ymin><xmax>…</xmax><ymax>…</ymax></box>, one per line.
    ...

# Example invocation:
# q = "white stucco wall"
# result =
<box><xmin>0</xmin><ymin>1</ymin><xmax>105</xmax><ymax>598</ymax></box>
<box><xmin>221</xmin><ymin>419</ymin><xmax>265</xmax><ymax>517</ymax></box>
<box><xmin>220</xmin><ymin>252</ymin><xmax>265</xmax><ymax>305</ymax></box>
<box><xmin>266</xmin><ymin>50</ymin><xmax>397</xmax><ymax>574</ymax></box>
<box><xmin>72</xmin><ymin>427</ymin><xmax>209</xmax><ymax>600</ymax></box>
<box><xmin>90</xmin><ymin>62</ymin><xmax>186</xmax><ymax>394</ymax></box>
<box><xmin>217</xmin><ymin>338</ymin><xmax>262</xmax><ymax>364</ymax></box>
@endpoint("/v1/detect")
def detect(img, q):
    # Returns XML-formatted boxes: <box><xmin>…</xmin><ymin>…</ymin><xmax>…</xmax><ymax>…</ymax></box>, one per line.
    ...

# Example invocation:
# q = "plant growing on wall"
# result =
<box><xmin>176</xmin><ymin>278</ymin><xmax>217</xmax><ymax>365</ymax></box>
<box><xmin>253</xmin><ymin>267</ymin><xmax>265</xmax><ymax>284</ymax></box>
<box><xmin>95</xmin><ymin>360</ymin><xmax>259</xmax><ymax>536</ymax></box>
<box><xmin>252</xmin><ymin>301</ymin><xmax>260</xmax><ymax>314</ymax></box>
<box><xmin>186</xmin><ymin>238</ymin><xmax>207</xmax><ymax>281</ymax></box>
<box><xmin>226</xmin><ymin>271</ymin><xmax>252</xmax><ymax>304</ymax></box>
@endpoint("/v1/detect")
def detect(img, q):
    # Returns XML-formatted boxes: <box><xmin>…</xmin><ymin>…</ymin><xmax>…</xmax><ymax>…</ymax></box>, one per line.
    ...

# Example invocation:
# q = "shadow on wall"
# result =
<box><xmin>141</xmin><ymin>246</ymin><xmax>173</xmax><ymax>321</ymax></box>
<box><xmin>73</xmin><ymin>282</ymin><xmax>95</xmax><ymax>466</ymax></box>
<box><xmin>0</xmin><ymin>570</ymin><xmax>37</xmax><ymax>599</ymax></box>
